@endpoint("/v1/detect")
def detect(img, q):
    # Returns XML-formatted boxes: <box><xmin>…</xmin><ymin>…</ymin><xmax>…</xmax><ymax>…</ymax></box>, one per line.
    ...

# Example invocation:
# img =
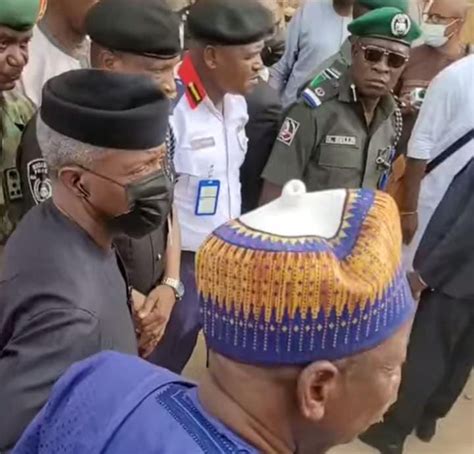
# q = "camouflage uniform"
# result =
<box><xmin>0</xmin><ymin>89</ymin><xmax>35</xmax><ymax>244</ymax></box>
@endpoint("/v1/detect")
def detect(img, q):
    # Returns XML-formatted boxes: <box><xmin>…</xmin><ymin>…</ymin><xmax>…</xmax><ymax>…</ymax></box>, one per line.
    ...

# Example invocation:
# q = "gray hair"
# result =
<box><xmin>36</xmin><ymin>115</ymin><xmax>107</xmax><ymax>177</ymax></box>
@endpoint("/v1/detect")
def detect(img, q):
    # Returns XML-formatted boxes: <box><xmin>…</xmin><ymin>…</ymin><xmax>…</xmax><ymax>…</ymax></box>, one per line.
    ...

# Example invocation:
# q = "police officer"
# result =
<box><xmin>171</xmin><ymin>0</ymin><xmax>273</xmax><ymax>371</ymax></box>
<box><xmin>260</xmin><ymin>7</ymin><xmax>421</xmax><ymax>204</ymax></box>
<box><xmin>297</xmin><ymin>0</ymin><xmax>410</xmax><ymax>101</ymax></box>
<box><xmin>0</xmin><ymin>0</ymin><xmax>44</xmax><ymax>247</ymax></box>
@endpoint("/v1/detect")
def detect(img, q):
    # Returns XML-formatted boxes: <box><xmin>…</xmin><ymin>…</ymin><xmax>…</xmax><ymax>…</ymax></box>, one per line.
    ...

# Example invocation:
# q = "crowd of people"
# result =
<box><xmin>0</xmin><ymin>0</ymin><xmax>472</xmax><ymax>453</ymax></box>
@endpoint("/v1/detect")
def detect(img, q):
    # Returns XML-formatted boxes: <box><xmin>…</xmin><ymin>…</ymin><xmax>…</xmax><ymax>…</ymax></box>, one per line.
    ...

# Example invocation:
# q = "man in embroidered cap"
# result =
<box><xmin>260</xmin><ymin>7</ymin><xmax>421</xmax><ymax>205</ymax></box>
<box><xmin>167</xmin><ymin>0</ymin><xmax>273</xmax><ymax>372</ymax></box>
<box><xmin>0</xmin><ymin>0</ymin><xmax>44</xmax><ymax>249</ymax></box>
<box><xmin>14</xmin><ymin>182</ymin><xmax>415</xmax><ymax>454</ymax></box>
<box><xmin>0</xmin><ymin>70</ymin><xmax>172</xmax><ymax>451</ymax></box>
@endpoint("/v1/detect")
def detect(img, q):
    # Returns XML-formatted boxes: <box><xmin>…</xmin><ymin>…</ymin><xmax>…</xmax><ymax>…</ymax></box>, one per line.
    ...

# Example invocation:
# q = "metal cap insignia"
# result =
<box><xmin>391</xmin><ymin>13</ymin><xmax>411</xmax><ymax>37</ymax></box>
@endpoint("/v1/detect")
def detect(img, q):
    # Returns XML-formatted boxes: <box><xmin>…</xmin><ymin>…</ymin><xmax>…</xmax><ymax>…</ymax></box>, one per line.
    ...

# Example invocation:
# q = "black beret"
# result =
<box><xmin>86</xmin><ymin>0</ymin><xmax>181</xmax><ymax>59</ymax></box>
<box><xmin>188</xmin><ymin>0</ymin><xmax>274</xmax><ymax>45</ymax></box>
<box><xmin>40</xmin><ymin>69</ymin><xmax>170</xmax><ymax>150</ymax></box>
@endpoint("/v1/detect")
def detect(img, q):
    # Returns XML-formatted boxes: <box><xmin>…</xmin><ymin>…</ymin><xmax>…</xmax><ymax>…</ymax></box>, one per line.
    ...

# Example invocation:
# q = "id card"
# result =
<box><xmin>195</xmin><ymin>180</ymin><xmax>220</xmax><ymax>216</ymax></box>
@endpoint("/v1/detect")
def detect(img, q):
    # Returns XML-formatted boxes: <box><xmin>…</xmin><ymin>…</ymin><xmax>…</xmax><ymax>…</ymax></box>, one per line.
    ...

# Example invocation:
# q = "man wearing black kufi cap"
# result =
<box><xmin>17</xmin><ymin>0</ymin><xmax>186</xmax><ymax>367</ymax></box>
<box><xmin>168</xmin><ymin>0</ymin><xmax>274</xmax><ymax>372</ymax></box>
<box><xmin>0</xmin><ymin>69</ymin><xmax>173</xmax><ymax>449</ymax></box>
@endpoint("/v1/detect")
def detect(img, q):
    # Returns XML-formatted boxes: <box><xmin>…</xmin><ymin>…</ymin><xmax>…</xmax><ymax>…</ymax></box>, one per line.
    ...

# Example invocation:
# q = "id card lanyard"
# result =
<box><xmin>195</xmin><ymin>165</ymin><xmax>220</xmax><ymax>216</ymax></box>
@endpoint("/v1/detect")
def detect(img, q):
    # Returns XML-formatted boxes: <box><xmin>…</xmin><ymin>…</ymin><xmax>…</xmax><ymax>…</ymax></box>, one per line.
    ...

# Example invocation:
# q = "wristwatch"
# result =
<box><xmin>162</xmin><ymin>277</ymin><xmax>185</xmax><ymax>301</ymax></box>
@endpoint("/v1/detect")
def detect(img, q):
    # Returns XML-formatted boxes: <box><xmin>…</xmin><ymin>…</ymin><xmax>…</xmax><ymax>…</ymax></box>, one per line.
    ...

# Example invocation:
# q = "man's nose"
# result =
<box><xmin>253</xmin><ymin>54</ymin><xmax>264</xmax><ymax>71</ymax></box>
<box><xmin>372</xmin><ymin>55</ymin><xmax>390</xmax><ymax>74</ymax></box>
<box><xmin>6</xmin><ymin>46</ymin><xmax>27</xmax><ymax>69</ymax></box>
<box><xmin>161</xmin><ymin>76</ymin><xmax>178</xmax><ymax>100</ymax></box>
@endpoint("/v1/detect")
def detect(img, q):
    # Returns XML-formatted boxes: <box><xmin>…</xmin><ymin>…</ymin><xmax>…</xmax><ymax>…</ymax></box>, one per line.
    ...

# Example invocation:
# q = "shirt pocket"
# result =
<box><xmin>174</xmin><ymin>135</ymin><xmax>219</xmax><ymax>179</ymax></box>
<box><xmin>312</xmin><ymin>144</ymin><xmax>365</xmax><ymax>189</ymax></box>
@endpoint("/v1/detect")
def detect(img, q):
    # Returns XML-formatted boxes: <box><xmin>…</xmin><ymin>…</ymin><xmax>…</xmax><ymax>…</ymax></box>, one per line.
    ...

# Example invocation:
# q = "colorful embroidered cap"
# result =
<box><xmin>0</xmin><ymin>0</ymin><xmax>47</xmax><ymax>31</ymax></box>
<box><xmin>197</xmin><ymin>181</ymin><xmax>414</xmax><ymax>365</ymax></box>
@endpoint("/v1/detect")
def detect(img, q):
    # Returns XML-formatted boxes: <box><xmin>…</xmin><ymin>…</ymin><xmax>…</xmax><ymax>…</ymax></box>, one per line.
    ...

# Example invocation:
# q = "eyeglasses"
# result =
<box><xmin>358</xmin><ymin>43</ymin><xmax>408</xmax><ymax>69</ymax></box>
<box><xmin>422</xmin><ymin>13</ymin><xmax>459</xmax><ymax>25</ymax></box>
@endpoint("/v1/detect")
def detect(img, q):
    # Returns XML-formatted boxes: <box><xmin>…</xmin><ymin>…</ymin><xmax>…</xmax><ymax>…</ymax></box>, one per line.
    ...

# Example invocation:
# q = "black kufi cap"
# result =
<box><xmin>188</xmin><ymin>0</ymin><xmax>274</xmax><ymax>45</ymax></box>
<box><xmin>86</xmin><ymin>0</ymin><xmax>181</xmax><ymax>59</ymax></box>
<box><xmin>40</xmin><ymin>69</ymin><xmax>170</xmax><ymax>150</ymax></box>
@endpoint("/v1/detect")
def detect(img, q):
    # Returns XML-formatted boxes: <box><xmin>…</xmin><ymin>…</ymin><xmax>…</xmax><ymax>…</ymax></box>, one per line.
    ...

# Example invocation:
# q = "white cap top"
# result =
<box><xmin>240</xmin><ymin>180</ymin><xmax>347</xmax><ymax>238</ymax></box>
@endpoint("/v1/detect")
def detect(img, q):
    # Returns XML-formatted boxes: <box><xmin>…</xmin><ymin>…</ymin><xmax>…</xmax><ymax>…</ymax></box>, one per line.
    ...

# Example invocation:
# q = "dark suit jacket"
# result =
<box><xmin>241</xmin><ymin>80</ymin><xmax>282</xmax><ymax>213</ymax></box>
<box><xmin>415</xmin><ymin>158</ymin><xmax>474</xmax><ymax>299</ymax></box>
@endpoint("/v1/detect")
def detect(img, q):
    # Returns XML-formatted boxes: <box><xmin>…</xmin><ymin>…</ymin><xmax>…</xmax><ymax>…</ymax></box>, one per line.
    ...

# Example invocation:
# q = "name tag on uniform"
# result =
<box><xmin>191</xmin><ymin>137</ymin><xmax>216</xmax><ymax>150</ymax></box>
<box><xmin>325</xmin><ymin>135</ymin><xmax>357</xmax><ymax>146</ymax></box>
<box><xmin>195</xmin><ymin>180</ymin><xmax>220</xmax><ymax>216</ymax></box>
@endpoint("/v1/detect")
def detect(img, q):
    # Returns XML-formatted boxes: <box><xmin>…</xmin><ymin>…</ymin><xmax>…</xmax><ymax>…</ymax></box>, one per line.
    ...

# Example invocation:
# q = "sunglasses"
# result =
<box><xmin>358</xmin><ymin>43</ymin><xmax>408</xmax><ymax>69</ymax></box>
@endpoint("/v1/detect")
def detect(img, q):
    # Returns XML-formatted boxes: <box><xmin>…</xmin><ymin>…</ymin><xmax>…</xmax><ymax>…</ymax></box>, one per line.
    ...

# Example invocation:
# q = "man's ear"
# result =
<box><xmin>296</xmin><ymin>361</ymin><xmax>340</xmax><ymax>422</ymax></box>
<box><xmin>58</xmin><ymin>166</ymin><xmax>89</xmax><ymax>198</ymax></box>
<box><xmin>351</xmin><ymin>39</ymin><xmax>359</xmax><ymax>57</ymax></box>
<box><xmin>95</xmin><ymin>48</ymin><xmax>120</xmax><ymax>71</ymax></box>
<box><xmin>203</xmin><ymin>45</ymin><xmax>219</xmax><ymax>70</ymax></box>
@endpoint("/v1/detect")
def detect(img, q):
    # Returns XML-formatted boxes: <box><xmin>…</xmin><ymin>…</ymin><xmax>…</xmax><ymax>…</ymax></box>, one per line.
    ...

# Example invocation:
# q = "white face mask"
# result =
<box><xmin>421</xmin><ymin>20</ymin><xmax>458</xmax><ymax>48</ymax></box>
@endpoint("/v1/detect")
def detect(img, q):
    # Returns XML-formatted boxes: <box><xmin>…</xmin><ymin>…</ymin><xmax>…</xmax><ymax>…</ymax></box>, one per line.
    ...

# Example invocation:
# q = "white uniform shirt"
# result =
<box><xmin>403</xmin><ymin>55</ymin><xmax>474</xmax><ymax>270</ymax></box>
<box><xmin>172</xmin><ymin>59</ymin><xmax>248</xmax><ymax>252</ymax></box>
<box><xmin>20</xmin><ymin>26</ymin><xmax>89</xmax><ymax>106</ymax></box>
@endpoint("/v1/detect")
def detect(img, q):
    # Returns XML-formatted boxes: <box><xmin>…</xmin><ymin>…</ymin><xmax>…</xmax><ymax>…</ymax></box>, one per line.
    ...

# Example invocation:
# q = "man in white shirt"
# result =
<box><xmin>168</xmin><ymin>0</ymin><xmax>273</xmax><ymax>371</ymax></box>
<box><xmin>361</xmin><ymin>55</ymin><xmax>474</xmax><ymax>454</ymax></box>
<box><xmin>20</xmin><ymin>0</ymin><xmax>97</xmax><ymax>106</ymax></box>
<box><xmin>269</xmin><ymin>0</ymin><xmax>355</xmax><ymax>107</ymax></box>
<box><xmin>398</xmin><ymin>55</ymin><xmax>474</xmax><ymax>271</ymax></box>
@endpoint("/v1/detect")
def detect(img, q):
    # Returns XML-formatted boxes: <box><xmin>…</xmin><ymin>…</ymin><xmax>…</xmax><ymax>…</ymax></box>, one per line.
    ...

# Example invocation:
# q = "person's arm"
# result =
<box><xmin>163</xmin><ymin>206</ymin><xmax>181</xmax><ymax>281</ymax></box>
<box><xmin>399</xmin><ymin>157</ymin><xmax>427</xmax><ymax>244</ymax></box>
<box><xmin>0</xmin><ymin>305</ymin><xmax>100</xmax><ymax>452</ymax></box>
<box><xmin>259</xmin><ymin>102</ymin><xmax>317</xmax><ymax>205</ymax></box>
<box><xmin>400</xmin><ymin>67</ymin><xmax>456</xmax><ymax>244</ymax></box>
<box><xmin>417</xmin><ymin>199</ymin><xmax>474</xmax><ymax>291</ymax></box>
<box><xmin>268</xmin><ymin>5</ymin><xmax>303</xmax><ymax>96</ymax></box>
<box><xmin>135</xmin><ymin>207</ymin><xmax>181</xmax><ymax>357</ymax></box>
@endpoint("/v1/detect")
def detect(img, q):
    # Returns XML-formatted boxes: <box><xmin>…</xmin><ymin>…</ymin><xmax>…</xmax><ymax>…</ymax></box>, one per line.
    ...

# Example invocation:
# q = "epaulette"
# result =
<box><xmin>301</xmin><ymin>78</ymin><xmax>340</xmax><ymax>108</ymax></box>
<box><xmin>177</xmin><ymin>56</ymin><xmax>207</xmax><ymax>110</ymax></box>
<box><xmin>301</xmin><ymin>59</ymin><xmax>347</xmax><ymax>108</ymax></box>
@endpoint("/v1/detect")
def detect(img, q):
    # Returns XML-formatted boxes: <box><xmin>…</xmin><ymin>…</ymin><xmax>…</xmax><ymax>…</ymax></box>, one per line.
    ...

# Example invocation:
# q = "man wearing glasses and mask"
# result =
<box><xmin>260</xmin><ymin>7</ymin><xmax>421</xmax><ymax>204</ymax></box>
<box><xmin>0</xmin><ymin>70</ymin><xmax>172</xmax><ymax>451</ymax></box>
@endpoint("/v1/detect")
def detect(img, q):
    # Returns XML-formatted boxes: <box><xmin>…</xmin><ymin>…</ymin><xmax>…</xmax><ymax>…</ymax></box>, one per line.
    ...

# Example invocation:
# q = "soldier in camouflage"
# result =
<box><xmin>0</xmin><ymin>0</ymin><xmax>44</xmax><ymax>245</ymax></box>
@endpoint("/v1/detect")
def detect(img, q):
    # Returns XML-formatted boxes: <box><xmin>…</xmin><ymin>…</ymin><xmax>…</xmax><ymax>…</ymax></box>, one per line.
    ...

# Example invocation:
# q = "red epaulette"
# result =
<box><xmin>178</xmin><ymin>54</ymin><xmax>207</xmax><ymax>110</ymax></box>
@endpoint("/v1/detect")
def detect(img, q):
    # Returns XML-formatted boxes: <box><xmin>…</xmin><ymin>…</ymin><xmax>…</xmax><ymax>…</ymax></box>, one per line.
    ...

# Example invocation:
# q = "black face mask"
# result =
<box><xmin>80</xmin><ymin>167</ymin><xmax>173</xmax><ymax>239</ymax></box>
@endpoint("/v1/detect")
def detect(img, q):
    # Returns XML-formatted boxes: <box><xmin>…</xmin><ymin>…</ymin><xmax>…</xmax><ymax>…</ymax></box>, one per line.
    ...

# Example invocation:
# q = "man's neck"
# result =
<box><xmin>198</xmin><ymin>372</ymin><xmax>295</xmax><ymax>454</ymax></box>
<box><xmin>333</xmin><ymin>0</ymin><xmax>353</xmax><ymax>17</ymax></box>
<box><xmin>40</xmin><ymin>8</ymin><xmax>86</xmax><ymax>58</ymax></box>
<box><xmin>435</xmin><ymin>38</ymin><xmax>466</xmax><ymax>60</ymax></box>
<box><xmin>189</xmin><ymin>52</ymin><xmax>225</xmax><ymax>107</ymax></box>
<box><xmin>360</xmin><ymin>96</ymin><xmax>380</xmax><ymax>126</ymax></box>
<box><xmin>52</xmin><ymin>192</ymin><xmax>113</xmax><ymax>251</ymax></box>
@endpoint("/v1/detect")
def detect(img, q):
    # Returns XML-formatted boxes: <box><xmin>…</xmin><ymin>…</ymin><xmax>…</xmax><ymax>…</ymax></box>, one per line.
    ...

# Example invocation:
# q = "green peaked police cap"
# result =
<box><xmin>0</xmin><ymin>0</ymin><xmax>47</xmax><ymax>31</ymax></box>
<box><xmin>348</xmin><ymin>7</ymin><xmax>422</xmax><ymax>45</ymax></box>
<box><xmin>358</xmin><ymin>0</ymin><xmax>409</xmax><ymax>14</ymax></box>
